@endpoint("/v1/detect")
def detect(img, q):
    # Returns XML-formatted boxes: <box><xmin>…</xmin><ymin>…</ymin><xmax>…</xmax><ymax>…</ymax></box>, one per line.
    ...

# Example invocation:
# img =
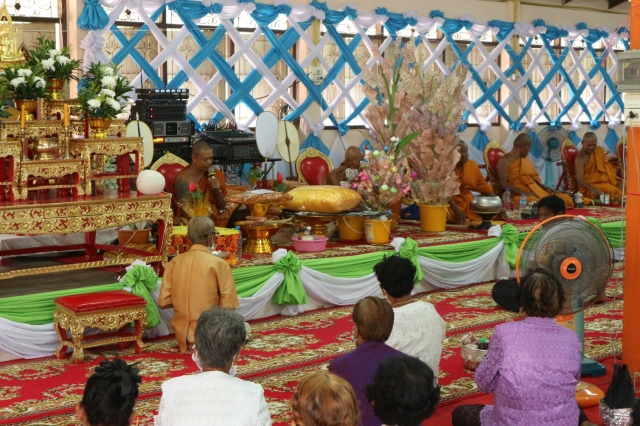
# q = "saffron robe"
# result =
<box><xmin>507</xmin><ymin>157</ymin><xmax>574</xmax><ymax>208</ymax></box>
<box><xmin>158</xmin><ymin>244</ymin><xmax>239</xmax><ymax>353</ymax></box>
<box><xmin>580</xmin><ymin>146</ymin><xmax>622</xmax><ymax>202</ymax></box>
<box><xmin>448</xmin><ymin>160</ymin><xmax>494</xmax><ymax>222</ymax></box>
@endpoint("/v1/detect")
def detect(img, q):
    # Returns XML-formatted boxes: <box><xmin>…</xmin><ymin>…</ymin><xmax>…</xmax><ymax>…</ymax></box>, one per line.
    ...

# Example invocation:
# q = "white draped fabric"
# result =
<box><xmin>0</xmin><ymin>237</ymin><xmax>516</xmax><ymax>359</ymax></box>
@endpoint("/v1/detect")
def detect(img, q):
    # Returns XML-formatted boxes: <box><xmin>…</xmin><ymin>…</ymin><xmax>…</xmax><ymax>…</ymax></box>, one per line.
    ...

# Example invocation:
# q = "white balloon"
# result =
<box><xmin>136</xmin><ymin>170</ymin><xmax>166</xmax><ymax>195</ymax></box>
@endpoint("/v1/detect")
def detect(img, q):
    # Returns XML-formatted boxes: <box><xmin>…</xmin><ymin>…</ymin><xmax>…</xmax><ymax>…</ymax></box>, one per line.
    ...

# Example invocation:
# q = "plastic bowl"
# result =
<box><xmin>292</xmin><ymin>236</ymin><xmax>329</xmax><ymax>253</ymax></box>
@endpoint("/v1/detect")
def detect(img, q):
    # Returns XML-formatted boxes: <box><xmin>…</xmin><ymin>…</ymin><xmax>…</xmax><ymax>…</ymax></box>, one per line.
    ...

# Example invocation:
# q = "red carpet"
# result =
<box><xmin>0</xmin><ymin>267</ymin><xmax>624</xmax><ymax>426</ymax></box>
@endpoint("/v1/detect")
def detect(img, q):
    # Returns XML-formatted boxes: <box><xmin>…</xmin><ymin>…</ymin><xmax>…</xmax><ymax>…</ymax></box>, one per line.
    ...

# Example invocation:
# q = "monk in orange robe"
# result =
<box><xmin>447</xmin><ymin>142</ymin><xmax>500</xmax><ymax>224</ymax></box>
<box><xmin>173</xmin><ymin>140</ymin><xmax>246</xmax><ymax>227</ymax></box>
<box><xmin>575</xmin><ymin>132</ymin><xmax>623</xmax><ymax>203</ymax></box>
<box><xmin>497</xmin><ymin>133</ymin><xmax>574</xmax><ymax>208</ymax></box>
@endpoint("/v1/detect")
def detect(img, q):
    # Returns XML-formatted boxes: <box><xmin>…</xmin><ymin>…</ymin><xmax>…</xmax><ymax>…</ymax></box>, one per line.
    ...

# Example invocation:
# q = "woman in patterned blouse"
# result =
<box><xmin>452</xmin><ymin>269</ymin><xmax>590</xmax><ymax>426</ymax></box>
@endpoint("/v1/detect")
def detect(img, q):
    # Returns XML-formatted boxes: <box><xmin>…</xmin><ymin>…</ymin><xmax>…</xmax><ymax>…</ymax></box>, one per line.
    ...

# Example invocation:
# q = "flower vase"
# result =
<box><xmin>418</xmin><ymin>204</ymin><xmax>449</xmax><ymax>232</ymax></box>
<box><xmin>88</xmin><ymin>118</ymin><xmax>111</xmax><ymax>139</ymax></box>
<box><xmin>47</xmin><ymin>78</ymin><xmax>64</xmax><ymax>100</ymax></box>
<box><xmin>14</xmin><ymin>99</ymin><xmax>38</xmax><ymax>121</ymax></box>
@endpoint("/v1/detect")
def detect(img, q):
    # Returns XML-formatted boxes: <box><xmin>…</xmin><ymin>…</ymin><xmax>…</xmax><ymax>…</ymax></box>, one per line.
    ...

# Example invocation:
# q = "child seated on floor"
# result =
<box><xmin>76</xmin><ymin>358</ymin><xmax>142</xmax><ymax>426</ymax></box>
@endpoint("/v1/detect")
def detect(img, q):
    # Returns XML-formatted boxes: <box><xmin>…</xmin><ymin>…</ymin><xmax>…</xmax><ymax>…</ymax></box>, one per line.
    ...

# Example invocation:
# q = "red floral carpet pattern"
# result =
<box><xmin>0</xmin><ymin>265</ymin><xmax>623</xmax><ymax>425</ymax></box>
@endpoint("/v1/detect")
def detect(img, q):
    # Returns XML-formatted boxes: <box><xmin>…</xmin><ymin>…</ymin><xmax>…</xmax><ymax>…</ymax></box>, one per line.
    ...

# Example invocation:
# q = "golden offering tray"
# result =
<box><xmin>18</xmin><ymin>158</ymin><xmax>85</xmax><ymax>199</ymax></box>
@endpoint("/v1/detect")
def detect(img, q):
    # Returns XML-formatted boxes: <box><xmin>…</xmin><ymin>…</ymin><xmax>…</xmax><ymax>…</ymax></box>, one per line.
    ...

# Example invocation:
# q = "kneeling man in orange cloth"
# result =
<box><xmin>447</xmin><ymin>142</ymin><xmax>502</xmax><ymax>224</ymax></box>
<box><xmin>575</xmin><ymin>132</ymin><xmax>623</xmax><ymax>203</ymax></box>
<box><xmin>497</xmin><ymin>133</ymin><xmax>574</xmax><ymax>208</ymax></box>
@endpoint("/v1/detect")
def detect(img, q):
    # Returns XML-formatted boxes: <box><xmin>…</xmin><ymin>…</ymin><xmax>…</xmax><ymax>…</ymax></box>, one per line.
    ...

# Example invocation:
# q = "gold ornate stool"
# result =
<box><xmin>53</xmin><ymin>290</ymin><xmax>147</xmax><ymax>363</ymax></box>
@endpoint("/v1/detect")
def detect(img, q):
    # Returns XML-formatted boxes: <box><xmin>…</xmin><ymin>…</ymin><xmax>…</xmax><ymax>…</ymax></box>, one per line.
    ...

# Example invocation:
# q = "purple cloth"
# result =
<box><xmin>475</xmin><ymin>317</ymin><xmax>581</xmax><ymax>426</ymax></box>
<box><xmin>329</xmin><ymin>340</ymin><xmax>405</xmax><ymax>426</ymax></box>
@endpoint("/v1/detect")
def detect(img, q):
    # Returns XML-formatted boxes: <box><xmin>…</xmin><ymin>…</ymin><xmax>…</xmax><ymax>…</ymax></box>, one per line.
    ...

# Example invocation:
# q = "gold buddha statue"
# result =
<box><xmin>0</xmin><ymin>1</ymin><xmax>24</xmax><ymax>65</ymax></box>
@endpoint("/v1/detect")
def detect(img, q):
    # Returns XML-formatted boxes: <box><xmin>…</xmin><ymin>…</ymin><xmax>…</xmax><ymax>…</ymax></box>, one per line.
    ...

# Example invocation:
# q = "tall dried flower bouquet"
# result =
<box><xmin>356</xmin><ymin>41</ymin><xmax>468</xmax><ymax>210</ymax></box>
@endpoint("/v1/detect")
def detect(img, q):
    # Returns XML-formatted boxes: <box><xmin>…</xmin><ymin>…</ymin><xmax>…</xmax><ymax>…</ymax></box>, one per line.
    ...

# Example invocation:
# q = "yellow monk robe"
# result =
<box><xmin>447</xmin><ymin>160</ymin><xmax>494</xmax><ymax>222</ymax></box>
<box><xmin>176</xmin><ymin>169</ymin><xmax>247</xmax><ymax>228</ymax></box>
<box><xmin>507</xmin><ymin>157</ymin><xmax>574</xmax><ymax>207</ymax></box>
<box><xmin>580</xmin><ymin>146</ymin><xmax>623</xmax><ymax>202</ymax></box>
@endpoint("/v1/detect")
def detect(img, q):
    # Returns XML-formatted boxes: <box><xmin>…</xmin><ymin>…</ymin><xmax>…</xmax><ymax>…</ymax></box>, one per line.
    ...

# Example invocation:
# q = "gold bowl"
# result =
<box><xmin>29</xmin><ymin>138</ymin><xmax>59</xmax><ymax>160</ymax></box>
<box><xmin>235</xmin><ymin>220</ymin><xmax>281</xmax><ymax>254</ymax></box>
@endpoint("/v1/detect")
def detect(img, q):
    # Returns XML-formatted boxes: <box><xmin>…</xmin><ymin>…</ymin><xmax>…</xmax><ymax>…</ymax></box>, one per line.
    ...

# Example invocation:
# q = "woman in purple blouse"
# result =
<box><xmin>452</xmin><ymin>269</ymin><xmax>587</xmax><ymax>426</ymax></box>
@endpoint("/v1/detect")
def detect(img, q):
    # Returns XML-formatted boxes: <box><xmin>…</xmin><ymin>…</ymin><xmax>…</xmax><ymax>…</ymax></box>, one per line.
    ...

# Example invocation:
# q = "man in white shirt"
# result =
<box><xmin>155</xmin><ymin>308</ymin><xmax>271</xmax><ymax>426</ymax></box>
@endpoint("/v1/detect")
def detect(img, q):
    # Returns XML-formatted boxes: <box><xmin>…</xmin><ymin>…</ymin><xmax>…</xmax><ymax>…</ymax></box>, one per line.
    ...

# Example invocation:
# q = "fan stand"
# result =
<box><xmin>574</xmin><ymin>311</ymin><xmax>607</xmax><ymax>376</ymax></box>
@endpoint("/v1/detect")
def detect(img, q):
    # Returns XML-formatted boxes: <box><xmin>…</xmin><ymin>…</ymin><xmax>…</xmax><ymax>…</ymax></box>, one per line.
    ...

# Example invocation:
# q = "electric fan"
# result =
<box><xmin>538</xmin><ymin>125</ymin><xmax>568</xmax><ymax>162</ymax></box>
<box><xmin>517</xmin><ymin>215</ymin><xmax>614</xmax><ymax>378</ymax></box>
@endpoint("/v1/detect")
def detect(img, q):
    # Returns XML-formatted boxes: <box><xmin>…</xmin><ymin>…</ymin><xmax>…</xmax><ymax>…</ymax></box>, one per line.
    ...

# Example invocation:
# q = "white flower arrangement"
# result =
<box><xmin>78</xmin><ymin>62</ymin><xmax>133</xmax><ymax>120</ymax></box>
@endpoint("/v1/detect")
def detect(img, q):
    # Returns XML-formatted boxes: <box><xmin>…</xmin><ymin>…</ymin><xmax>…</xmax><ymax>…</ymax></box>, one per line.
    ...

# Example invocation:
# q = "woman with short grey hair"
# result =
<box><xmin>155</xmin><ymin>308</ymin><xmax>271</xmax><ymax>425</ymax></box>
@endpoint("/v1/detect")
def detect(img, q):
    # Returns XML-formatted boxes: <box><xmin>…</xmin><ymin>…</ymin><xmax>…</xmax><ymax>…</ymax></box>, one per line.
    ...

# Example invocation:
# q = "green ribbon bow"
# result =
<box><xmin>272</xmin><ymin>251</ymin><xmax>307</xmax><ymax>306</ymax></box>
<box><xmin>399</xmin><ymin>237</ymin><xmax>424</xmax><ymax>282</ymax></box>
<box><xmin>120</xmin><ymin>265</ymin><xmax>161</xmax><ymax>328</ymax></box>
<box><xmin>501</xmin><ymin>224</ymin><xmax>520</xmax><ymax>268</ymax></box>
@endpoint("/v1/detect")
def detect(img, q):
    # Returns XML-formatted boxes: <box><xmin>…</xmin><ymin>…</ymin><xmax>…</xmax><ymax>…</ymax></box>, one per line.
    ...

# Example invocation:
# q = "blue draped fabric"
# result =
<box><xmin>529</xmin><ymin>129</ymin><xmax>543</xmax><ymax>158</ymax></box>
<box><xmin>77</xmin><ymin>0</ymin><xmax>109</xmax><ymax>30</ymax></box>
<box><xmin>470</xmin><ymin>129</ymin><xmax>490</xmax><ymax>152</ymax></box>
<box><xmin>568</xmin><ymin>130</ymin><xmax>582</xmax><ymax>147</ymax></box>
<box><xmin>604</xmin><ymin>127</ymin><xmax>619</xmax><ymax>152</ymax></box>
<box><xmin>76</xmin><ymin>1</ymin><xmax>629</xmax><ymax>132</ymax></box>
<box><xmin>300</xmin><ymin>133</ymin><xmax>330</xmax><ymax>156</ymax></box>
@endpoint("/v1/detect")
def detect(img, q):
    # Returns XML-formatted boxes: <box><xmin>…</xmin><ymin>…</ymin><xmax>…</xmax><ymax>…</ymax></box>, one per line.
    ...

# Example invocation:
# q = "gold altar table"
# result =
<box><xmin>0</xmin><ymin>140</ymin><xmax>20</xmax><ymax>201</ymax></box>
<box><xmin>18</xmin><ymin>158</ymin><xmax>85</xmax><ymax>199</ymax></box>
<box><xmin>70</xmin><ymin>137</ymin><xmax>144</xmax><ymax>194</ymax></box>
<box><xmin>0</xmin><ymin>192</ymin><xmax>173</xmax><ymax>280</ymax></box>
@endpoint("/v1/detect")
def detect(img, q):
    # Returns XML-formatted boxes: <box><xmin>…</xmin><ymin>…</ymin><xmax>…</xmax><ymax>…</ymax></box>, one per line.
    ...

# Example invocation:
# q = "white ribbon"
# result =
<box><xmin>608</xmin><ymin>118</ymin><xmax>621</xmax><ymax>129</ymax></box>
<box><xmin>309</xmin><ymin>122</ymin><xmax>325</xmax><ymax>137</ymax></box>
<box><xmin>571</xmin><ymin>121</ymin><xmax>582</xmax><ymax>132</ymax></box>
<box><xmin>525</xmin><ymin>121</ymin><xmax>538</xmax><ymax>132</ymax></box>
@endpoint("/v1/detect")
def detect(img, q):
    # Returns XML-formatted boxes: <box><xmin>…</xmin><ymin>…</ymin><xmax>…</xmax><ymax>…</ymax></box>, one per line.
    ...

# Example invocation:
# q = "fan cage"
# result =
<box><xmin>517</xmin><ymin>216</ymin><xmax>614</xmax><ymax>315</ymax></box>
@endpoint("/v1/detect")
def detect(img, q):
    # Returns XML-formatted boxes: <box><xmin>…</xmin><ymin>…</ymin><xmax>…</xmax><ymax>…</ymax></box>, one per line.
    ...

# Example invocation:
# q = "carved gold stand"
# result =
<box><xmin>53</xmin><ymin>302</ymin><xmax>147</xmax><ymax>363</ymax></box>
<box><xmin>235</xmin><ymin>220</ymin><xmax>281</xmax><ymax>254</ymax></box>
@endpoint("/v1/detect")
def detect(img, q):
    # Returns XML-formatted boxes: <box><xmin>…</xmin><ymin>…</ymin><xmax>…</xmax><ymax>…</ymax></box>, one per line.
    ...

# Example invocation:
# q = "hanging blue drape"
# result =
<box><xmin>470</xmin><ymin>129</ymin><xmax>490</xmax><ymax>152</ymax></box>
<box><xmin>300</xmin><ymin>133</ymin><xmax>330</xmax><ymax>156</ymax></box>
<box><xmin>568</xmin><ymin>130</ymin><xmax>582</xmax><ymax>147</ymax></box>
<box><xmin>77</xmin><ymin>0</ymin><xmax>109</xmax><ymax>30</ymax></box>
<box><xmin>604</xmin><ymin>127</ymin><xmax>619</xmax><ymax>152</ymax></box>
<box><xmin>529</xmin><ymin>129</ymin><xmax>543</xmax><ymax>159</ymax></box>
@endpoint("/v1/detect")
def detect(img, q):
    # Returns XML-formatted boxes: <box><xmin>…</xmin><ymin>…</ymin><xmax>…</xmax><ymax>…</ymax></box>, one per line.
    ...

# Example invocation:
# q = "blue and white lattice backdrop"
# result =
<box><xmin>77</xmin><ymin>0</ymin><xmax>629</xmax><ymax>182</ymax></box>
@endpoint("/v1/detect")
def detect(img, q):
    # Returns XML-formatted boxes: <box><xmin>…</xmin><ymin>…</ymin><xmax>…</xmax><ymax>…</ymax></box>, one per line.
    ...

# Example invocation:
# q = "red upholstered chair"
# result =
<box><xmin>558</xmin><ymin>139</ymin><xmax>579</xmax><ymax>193</ymax></box>
<box><xmin>151</xmin><ymin>153</ymin><xmax>189</xmax><ymax>224</ymax></box>
<box><xmin>296</xmin><ymin>147</ymin><xmax>333</xmax><ymax>185</ymax></box>
<box><xmin>53</xmin><ymin>290</ymin><xmax>147</xmax><ymax>363</ymax></box>
<box><xmin>483</xmin><ymin>140</ymin><xmax>506</xmax><ymax>196</ymax></box>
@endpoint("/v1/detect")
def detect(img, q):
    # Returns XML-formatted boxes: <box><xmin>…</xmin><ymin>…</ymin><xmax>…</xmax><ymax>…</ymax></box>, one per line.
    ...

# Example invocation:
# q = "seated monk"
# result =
<box><xmin>497</xmin><ymin>133</ymin><xmax>574</xmax><ymax>208</ymax></box>
<box><xmin>447</xmin><ymin>142</ymin><xmax>506</xmax><ymax>224</ymax></box>
<box><xmin>575</xmin><ymin>132</ymin><xmax>623</xmax><ymax>203</ymax></box>
<box><xmin>326</xmin><ymin>146</ymin><xmax>365</xmax><ymax>186</ymax></box>
<box><xmin>173</xmin><ymin>140</ymin><xmax>247</xmax><ymax>228</ymax></box>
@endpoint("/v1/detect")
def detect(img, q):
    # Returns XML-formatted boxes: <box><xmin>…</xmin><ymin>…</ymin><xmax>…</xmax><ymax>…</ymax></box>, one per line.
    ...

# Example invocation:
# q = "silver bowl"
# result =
<box><xmin>461</xmin><ymin>343</ymin><xmax>488</xmax><ymax>370</ymax></box>
<box><xmin>471</xmin><ymin>196</ymin><xmax>502</xmax><ymax>214</ymax></box>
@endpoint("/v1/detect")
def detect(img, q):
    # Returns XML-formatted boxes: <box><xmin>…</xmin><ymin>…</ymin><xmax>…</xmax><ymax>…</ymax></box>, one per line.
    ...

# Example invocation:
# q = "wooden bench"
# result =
<box><xmin>53</xmin><ymin>290</ymin><xmax>147</xmax><ymax>363</ymax></box>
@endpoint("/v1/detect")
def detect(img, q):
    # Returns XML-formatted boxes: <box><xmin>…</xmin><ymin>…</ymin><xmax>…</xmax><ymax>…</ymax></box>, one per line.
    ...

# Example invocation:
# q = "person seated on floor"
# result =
<box><xmin>155</xmin><ymin>308</ymin><xmax>271</xmax><ymax>425</ymax></box>
<box><xmin>497</xmin><ymin>133</ymin><xmax>574</xmax><ymax>208</ymax></box>
<box><xmin>326</xmin><ymin>146</ymin><xmax>365</xmax><ymax>187</ymax></box>
<box><xmin>329</xmin><ymin>296</ymin><xmax>405</xmax><ymax>426</ymax></box>
<box><xmin>173</xmin><ymin>140</ymin><xmax>247</xmax><ymax>228</ymax></box>
<box><xmin>448</xmin><ymin>142</ymin><xmax>507</xmax><ymax>224</ymax></box>
<box><xmin>374</xmin><ymin>254</ymin><xmax>446</xmax><ymax>382</ymax></box>
<box><xmin>452</xmin><ymin>269</ymin><xmax>595</xmax><ymax>426</ymax></box>
<box><xmin>290</xmin><ymin>371</ymin><xmax>360</xmax><ymax>426</ymax></box>
<box><xmin>366</xmin><ymin>356</ymin><xmax>441</xmax><ymax>426</ymax></box>
<box><xmin>158</xmin><ymin>216</ymin><xmax>238</xmax><ymax>354</ymax></box>
<box><xmin>575</xmin><ymin>132</ymin><xmax>623</xmax><ymax>203</ymax></box>
<box><xmin>76</xmin><ymin>358</ymin><xmax>142</xmax><ymax>426</ymax></box>
<box><xmin>492</xmin><ymin>194</ymin><xmax>566</xmax><ymax>312</ymax></box>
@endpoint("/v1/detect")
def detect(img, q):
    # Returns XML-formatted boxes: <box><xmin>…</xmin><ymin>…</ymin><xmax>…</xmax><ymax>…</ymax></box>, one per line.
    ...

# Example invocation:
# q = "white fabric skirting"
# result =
<box><xmin>0</xmin><ymin>242</ymin><xmax>507</xmax><ymax>359</ymax></box>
